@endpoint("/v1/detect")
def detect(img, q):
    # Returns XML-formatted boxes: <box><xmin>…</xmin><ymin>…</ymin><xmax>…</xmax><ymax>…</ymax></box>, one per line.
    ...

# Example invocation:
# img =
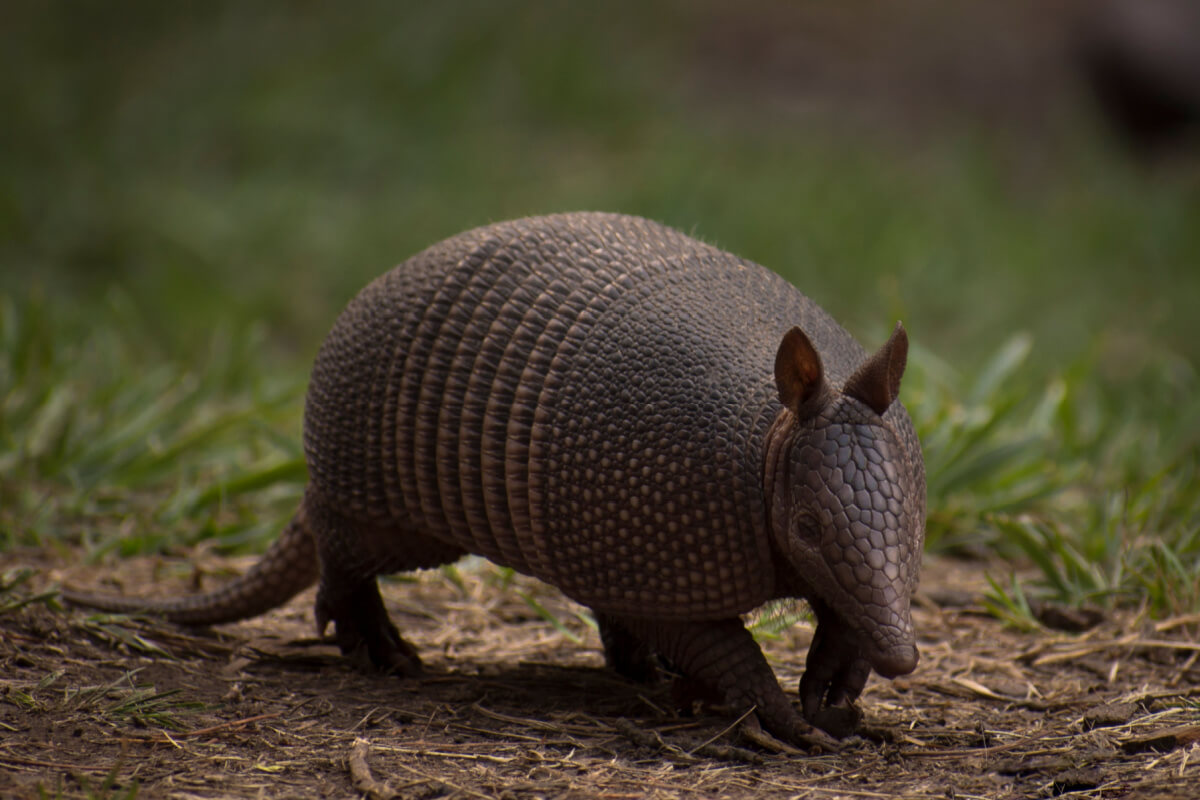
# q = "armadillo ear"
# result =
<box><xmin>775</xmin><ymin>327</ymin><xmax>825</xmax><ymax>414</ymax></box>
<box><xmin>844</xmin><ymin>321</ymin><xmax>909</xmax><ymax>416</ymax></box>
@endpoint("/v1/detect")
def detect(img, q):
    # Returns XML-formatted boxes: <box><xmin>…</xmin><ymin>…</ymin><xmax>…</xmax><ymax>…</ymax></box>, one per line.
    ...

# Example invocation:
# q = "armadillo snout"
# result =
<box><xmin>859</xmin><ymin>595</ymin><xmax>919</xmax><ymax>677</ymax></box>
<box><xmin>871</xmin><ymin>641</ymin><xmax>918</xmax><ymax>678</ymax></box>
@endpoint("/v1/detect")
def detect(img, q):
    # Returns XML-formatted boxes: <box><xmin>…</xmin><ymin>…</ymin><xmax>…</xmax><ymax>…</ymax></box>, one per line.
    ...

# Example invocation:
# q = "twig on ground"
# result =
<box><xmin>348</xmin><ymin>738</ymin><xmax>400</xmax><ymax>800</ymax></box>
<box><xmin>611</xmin><ymin>717</ymin><xmax>698</xmax><ymax>763</ymax></box>
<box><xmin>687</xmin><ymin>705</ymin><xmax>755</xmax><ymax>755</ymax></box>
<box><xmin>374</xmin><ymin>744</ymin><xmax>517</xmax><ymax>764</ymax></box>
<box><xmin>182</xmin><ymin>712</ymin><xmax>282</xmax><ymax>738</ymax></box>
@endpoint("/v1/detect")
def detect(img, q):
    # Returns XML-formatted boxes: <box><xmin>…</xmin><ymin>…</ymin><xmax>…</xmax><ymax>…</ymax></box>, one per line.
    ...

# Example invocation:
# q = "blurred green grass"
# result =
<box><xmin>1</xmin><ymin>2</ymin><xmax>1197</xmax><ymax>617</ymax></box>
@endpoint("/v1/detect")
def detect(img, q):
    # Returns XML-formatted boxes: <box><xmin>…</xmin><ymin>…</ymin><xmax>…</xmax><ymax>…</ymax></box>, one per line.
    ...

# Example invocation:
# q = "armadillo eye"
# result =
<box><xmin>792</xmin><ymin>508</ymin><xmax>822</xmax><ymax>540</ymax></box>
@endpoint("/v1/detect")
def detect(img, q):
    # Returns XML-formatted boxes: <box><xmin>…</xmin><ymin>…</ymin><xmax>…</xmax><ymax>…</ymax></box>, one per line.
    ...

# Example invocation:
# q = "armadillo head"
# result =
<box><xmin>766</xmin><ymin>323</ymin><xmax>925</xmax><ymax>733</ymax></box>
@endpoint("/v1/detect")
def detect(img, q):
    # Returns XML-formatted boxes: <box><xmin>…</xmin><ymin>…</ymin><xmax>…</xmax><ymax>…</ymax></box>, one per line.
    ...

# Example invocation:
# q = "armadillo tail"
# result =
<box><xmin>62</xmin><ymin>500</ymin><xmax>319</xmax><ymax>626</ymax></box>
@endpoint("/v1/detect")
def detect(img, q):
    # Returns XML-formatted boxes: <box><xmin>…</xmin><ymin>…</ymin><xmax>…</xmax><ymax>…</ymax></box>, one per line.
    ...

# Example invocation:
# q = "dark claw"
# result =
<box><xmin>807</xmin><ymin>699</ymin><xmax>863</xmax><ymax>740</ymax></box>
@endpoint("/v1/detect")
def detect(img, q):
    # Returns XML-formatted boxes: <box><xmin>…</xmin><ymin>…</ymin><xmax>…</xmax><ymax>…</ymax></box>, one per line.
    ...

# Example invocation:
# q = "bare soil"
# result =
<box><xmin>1</xmin><ymin>552</ymin><xmax>1198</xmax><ymax>799</ymax></box>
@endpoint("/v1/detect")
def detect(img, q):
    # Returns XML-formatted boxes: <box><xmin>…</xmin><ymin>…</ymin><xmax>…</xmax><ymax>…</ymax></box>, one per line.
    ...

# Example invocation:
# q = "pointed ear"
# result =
<box><xmin>844</xmin><ymin>321</ymin><xmax>909</xmax><ymax>416</ymax></box>
<box><xmin>775</xmin><ymin>327</ymin><xmax>825</xmax><ymax>414</ymax></box>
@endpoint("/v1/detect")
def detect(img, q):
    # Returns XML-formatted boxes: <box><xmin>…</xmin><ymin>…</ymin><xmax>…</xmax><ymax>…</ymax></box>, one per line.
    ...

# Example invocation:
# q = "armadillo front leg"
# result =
<box><xmin>798</xmin><ymin>602</ymin><xmax>871</xmax><ymax>738</ymax></box>
<box><xmin>307</xmin><ymin>498</ymin><xmax>464</xmax><ymax>676</ymax></box>
<box><xmin>621</xmin><ymin>616</ymin><xmax>825</xmax><ymax>748</ymax></box>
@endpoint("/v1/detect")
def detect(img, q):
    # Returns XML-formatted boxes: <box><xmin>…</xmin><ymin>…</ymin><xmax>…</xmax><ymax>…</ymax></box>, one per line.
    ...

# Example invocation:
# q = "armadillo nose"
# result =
<box><xmin>872</xmin><ymin>643</ymin><xmax>919</xmax><ymax>679</ymax></box>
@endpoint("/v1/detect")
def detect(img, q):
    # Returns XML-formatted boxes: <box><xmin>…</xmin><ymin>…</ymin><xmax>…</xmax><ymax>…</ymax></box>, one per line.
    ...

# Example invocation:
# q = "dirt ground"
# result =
<box><xmin>1</xmin><ymin>552</ymin><xmax>1198</xmax><ymax>800</ymax></box>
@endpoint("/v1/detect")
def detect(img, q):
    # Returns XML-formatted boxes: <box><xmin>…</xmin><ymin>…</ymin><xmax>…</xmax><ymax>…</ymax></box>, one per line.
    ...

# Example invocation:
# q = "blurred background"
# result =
<box><xmin>4</xmin><ymin>0</ymin><xmax>1197</xmax><ymax>365</ymax></box>
<box><xmin>2</xmin><ymin>0</ymin><xmax>1198</xmax><ymax>608</ymax></box>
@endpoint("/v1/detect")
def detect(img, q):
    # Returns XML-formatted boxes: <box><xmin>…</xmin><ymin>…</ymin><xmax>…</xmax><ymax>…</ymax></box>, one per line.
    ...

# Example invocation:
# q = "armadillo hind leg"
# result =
<box><xmin>307</xmin><ymin>497</ymin><xmax>465</xmax><ymax>676</ymax></box>
<box><xmin>618</xmin><ymin>616</ymin><xmax>830</xmax><ymax>749</ymax></box>
<box><xmin>596</xmin><ymin>613</ymin><xmax>660</xmax><ymax>684</ymax></box>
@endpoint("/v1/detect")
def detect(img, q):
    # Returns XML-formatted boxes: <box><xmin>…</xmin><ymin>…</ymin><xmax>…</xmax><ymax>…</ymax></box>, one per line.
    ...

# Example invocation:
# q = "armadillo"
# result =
<box><xmin>65</xmin><ymin>212</ymin><xmax>926</xmax><ymax>745</ymax></box>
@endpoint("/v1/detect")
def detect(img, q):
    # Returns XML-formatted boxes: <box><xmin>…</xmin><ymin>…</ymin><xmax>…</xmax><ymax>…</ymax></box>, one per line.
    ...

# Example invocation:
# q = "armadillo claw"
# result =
<box><xmin>738</xmin><ymin>710</ymin><xmax>842</xmax><ymax>754</ymax></box>
<box><xmin>805</xmin><ymin>699</ymin><xmax>863</xmax><ymax>740</ymax></box>
<box><xmin>346</xmin><ymin>622</ymin><xmax>423</xmax><ymax>678</ymax></box>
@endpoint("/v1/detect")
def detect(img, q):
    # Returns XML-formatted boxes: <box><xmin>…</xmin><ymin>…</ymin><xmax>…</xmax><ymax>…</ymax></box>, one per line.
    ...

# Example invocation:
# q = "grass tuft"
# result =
<box><xmin>515</xmin><ymin>589</ymin><xmax>586</xmax><ymax>644</ymax></box>
<box><xmin>915</xmin><ymin>332</ymin><xmax>1074</xmax><ymax>549</ymax></box>
<box><xmin>981</xmin><ymin>572</ymin><xmax>1040</xmax><ymax>632</ymax></box>
<box><xmin>0</xmin><ymin>297</ymin><xmax>305</xmax><ymax>556</ymax></box>
<box><xmin>60</xmin><ymin>670</ymin><xmax>206</xmax><ymax>731</ymax></box>
<box><xmin>0</xmin><ymin>567</ymin><xmax>61</xmax><ymax>614</ymax></box>
<box><xmin>915</xmin><ymin>334</ymin><xmax>1200</xmax><ymax>617</ymax></box>
<box><xmin>749</xmin><ymin>600</ymin><xmax>812</xmax><ymax>643</ymax></box>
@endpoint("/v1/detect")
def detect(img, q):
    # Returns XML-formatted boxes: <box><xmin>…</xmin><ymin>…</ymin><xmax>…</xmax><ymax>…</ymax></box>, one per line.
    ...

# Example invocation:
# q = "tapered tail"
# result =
<box><xmin>62</xmin><ymin>500</ymin><xmax>319</xmax><ymax>625</ymax></box>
